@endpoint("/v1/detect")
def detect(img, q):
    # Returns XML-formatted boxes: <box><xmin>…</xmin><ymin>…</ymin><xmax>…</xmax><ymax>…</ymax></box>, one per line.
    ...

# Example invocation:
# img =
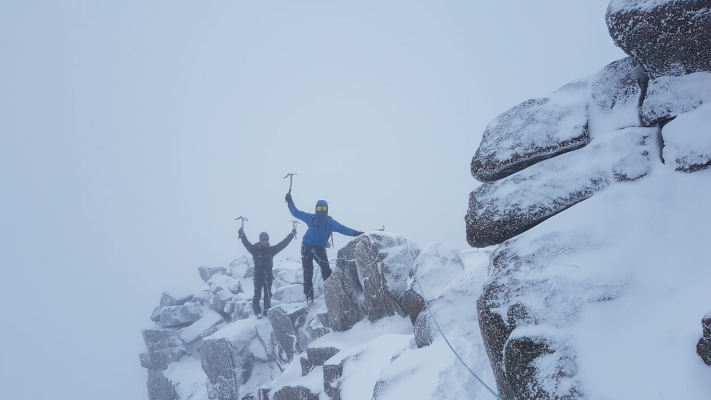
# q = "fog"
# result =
<box><xmin>0</xmin><ymin>1</ymin><xmax>624</xmax><ymax>399</ymax></box>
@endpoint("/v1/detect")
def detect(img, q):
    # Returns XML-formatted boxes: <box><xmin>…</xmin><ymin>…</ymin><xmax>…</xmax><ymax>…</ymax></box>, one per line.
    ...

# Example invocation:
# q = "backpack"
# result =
<box><xmin>310</xmin><ymin>215</ymin><xmax>334</xmax><ymax>247</ymax></box>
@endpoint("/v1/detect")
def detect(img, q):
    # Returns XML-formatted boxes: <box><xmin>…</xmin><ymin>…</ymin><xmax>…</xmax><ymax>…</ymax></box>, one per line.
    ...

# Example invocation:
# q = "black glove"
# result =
<box><xmin>292</xmin><ymin>229</ymin><xmax>297</xmax><ymax>236</ymax></box>
<box><xmin>353</xmin><ymin>231</ymin><xmax>364</xmax><ymax>236</ymax></box>
<box><xmin>238</xmin><ymin>228</ymin><xmax>245</xmax><ymax>238</ymax></box>
<box><xmin>285</xmin><ymin>193</ymin><xmax>293</xmax><ymax>204</ymax></box>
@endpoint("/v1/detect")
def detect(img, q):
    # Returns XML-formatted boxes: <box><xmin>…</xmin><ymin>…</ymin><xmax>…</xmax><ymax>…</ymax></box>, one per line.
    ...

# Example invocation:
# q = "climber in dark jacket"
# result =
<box><xmin>285</xmin><ymin>193</ymin><xmax>363</xmax><ymax>303</ymax></box>
<box><xmin>238</xmin><ymin>228</ymin><xmax>295</xmax><ymax>316</ymax></box>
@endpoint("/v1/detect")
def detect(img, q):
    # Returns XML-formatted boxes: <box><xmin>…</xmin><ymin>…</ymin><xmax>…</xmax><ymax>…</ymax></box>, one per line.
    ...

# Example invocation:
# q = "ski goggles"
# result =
<box><xmin>315</xmin><ymin>205</ymin><xmax>328</xmax><ymax>212</ymax></box>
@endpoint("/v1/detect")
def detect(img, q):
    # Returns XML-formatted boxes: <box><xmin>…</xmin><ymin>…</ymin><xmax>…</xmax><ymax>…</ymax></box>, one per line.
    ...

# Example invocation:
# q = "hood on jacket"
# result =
<box><xmin>315</xmin><ymin>200</ymin><xmax>328</xmax><ymax>219</ymax></box>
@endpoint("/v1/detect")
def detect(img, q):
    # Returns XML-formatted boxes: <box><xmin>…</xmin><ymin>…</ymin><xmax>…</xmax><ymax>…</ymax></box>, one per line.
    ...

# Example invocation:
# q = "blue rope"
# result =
<box><xmin>414</xmin><ymin>277</ymin><xmax>503</xmax><ymax>400</ymax></box>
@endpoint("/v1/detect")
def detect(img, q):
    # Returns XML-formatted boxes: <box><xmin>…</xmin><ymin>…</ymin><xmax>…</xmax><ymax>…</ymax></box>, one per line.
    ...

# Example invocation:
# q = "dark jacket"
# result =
<box><xmin>287</xmin><ymin>200</ymin><xmax>356</xmax><ymax>247</ymax></box>
<box><xmin>239</xmin><ymin>233</ymin><xmax>294</xmax><ymax>273</ymax></box>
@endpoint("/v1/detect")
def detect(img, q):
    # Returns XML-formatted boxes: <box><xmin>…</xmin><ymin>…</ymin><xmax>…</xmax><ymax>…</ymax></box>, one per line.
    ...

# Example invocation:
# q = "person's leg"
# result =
<box><xmin>301</xmin><ymin>244</ymin><xmax>315</xmax><ymax>301</ymax></box>
<box><xmin>263</xmin><ymin>271</ymin><xmax>273</xmax><ymax>313</ymax></box>
<box><xmin>314</xmin><ymin>247</ymin><xmax>332</xmax><ymax>281</ymax></box>
<box><xmin>253</xmin><ymin>272</ymin><xmax>264</xmax><ymax>315</ymax></box>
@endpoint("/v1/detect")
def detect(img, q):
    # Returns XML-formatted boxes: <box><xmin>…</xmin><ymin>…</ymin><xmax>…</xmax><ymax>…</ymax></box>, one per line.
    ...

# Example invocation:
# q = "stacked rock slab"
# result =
<box><xmin>466</xmin><ymin>57</ymin><xmax>649</xmax><ymax>248</ymax></box>
<box><xmin>606</xmin><ymin>0</ymin><xmax>711</xmax><ymax>79</ymax></box>
<box><xmin>140</xmin><ymin>329</ymin><xmax>187</xmax><ymax>371</ymax></box>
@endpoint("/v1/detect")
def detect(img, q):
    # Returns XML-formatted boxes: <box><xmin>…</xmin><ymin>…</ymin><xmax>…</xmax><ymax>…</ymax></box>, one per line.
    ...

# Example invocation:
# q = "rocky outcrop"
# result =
<box><xmin>698</xmin><ymin>313</ymin><xmax>711</xmax><ymax>366</ymax></box>
<box><xmin>471</xmin><ymin>82</ymin><xmax>590</xmax><ymax>183</ymax></box>
<box><xmin>467</xmin><ymin>127</ymin><xmax>655</xmax><ymax>247</ymax></box>
<box><xmin>324</xmin><ymin>239</ymin><xmax>366</xmax><ymax>331</ymax></box>
<box><xmin>199</xmin><ymin>266</ymin><xmax>227</xmax><ymax>282</ymax></box>
<box><xmin>355</xmin><ymin>233</ymin><xmax>421</xmax><ymax>322</ymax></box>
<box><xmin>476</xmin><ymin>235</ymin><xmax>600</xmax><ymax>400</ymax></box>
<box><xmin>300</xmin><ymin>346</ymin><xmax>340</xmax><ymax>376</ymax></box>
<box><xmin>160</xmin><ymin>304</ymin><xmax>204</xmax><ymax>327</ymax></box>
<box><xmin>660</xmin><ymin>101</ymin><xmax>711</xmax><ymax>173</ymax></box>
<box><xmin>640</xmin><ymin>72</ymin><xmax>711</xmax><ymax>126</ymax></box>
<box><xmin>606</xmin><ymin>0</ymin><xmax>711</xmax><ymax>79</ymax></box>
<box><xmin>403</xmin><ymin>243</ymin><xmax>466</xmax><ymax>325</ymax></box>
<box><xmin>198</xmin><ymin>317</ymin><xmax>273</xmax><ymax>400</ymax></box>
<box><xmin>267</xmin><ymin>306</ymin><xmax>301</xmax><ymax>364</ymax></box>
<box><xmin>466</xmin><ymin>57</ymin><xmax>651</xmax><ymax>248</ymax></box>
<box><xmin>147</xmin><ymin>369</ymin><xmax>178</xmax><ymax>400</ymax></box>
<box><xmin>272</xmin><ymin>386</ymin><xmax>319</xmax><ymax>400</ymax></box>
<box><xmin>323</xmin><ymin>361</ymin><xmax>345</xmax><ymax>400</ymax></box>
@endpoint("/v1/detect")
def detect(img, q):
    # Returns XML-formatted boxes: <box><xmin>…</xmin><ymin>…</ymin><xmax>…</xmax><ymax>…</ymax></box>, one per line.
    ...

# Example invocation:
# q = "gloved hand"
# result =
<box><xmin>285</xmin><ymin>193</ymin><xmax>293</xmax><ymax>204</ymax></box>
<box><xmin>353</xmin><ymin>231</ymin><xmax>364</xmax><ymax>236</ymax></box>
<box><xmin>292</xmin><ymin>229</ymin><xmax>297</xmax><ymax>236</ymax></box>
<box><xmin>238</xmin><ymin>228</ymin><xmax>245</xmax><ymax>237</ymax></box>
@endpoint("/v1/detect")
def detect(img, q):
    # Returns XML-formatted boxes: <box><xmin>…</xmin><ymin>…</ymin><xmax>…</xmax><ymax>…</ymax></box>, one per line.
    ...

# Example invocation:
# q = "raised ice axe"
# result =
<box><xmin>283</xmin><ymin>173</ymin><xmax>297</xmax><ymax>194</ymax></box>
<box><xmin>290</xmin><ymin>220</ymin><xmax>302</xmax><ymax>238</ymax></box>
<box><xmin>234</xmin><ymin>216</ymin><xmax>248</xmax><ymax>229</ymax></box>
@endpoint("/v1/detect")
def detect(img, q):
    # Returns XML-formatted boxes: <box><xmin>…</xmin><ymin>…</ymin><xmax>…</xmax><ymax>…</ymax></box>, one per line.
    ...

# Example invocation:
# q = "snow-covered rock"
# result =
<box><xmin>641</xmin><ymin>72</ymin><xmax>711</xmax><ymax>126</ymax></box>
<box><xmin>403</xmin><ymin>242</ymin><xmax>466</xmax><ymax>325</ymax></box>
<box><xmin>147</xmin><ymin>369</ymin><xmax>179</xmax><ymax>400</ymax></box>
<box><xmin>272</xmin><ymin>385</ymin><xmax>319</xmax><ymax>400</ymax></box>
<box><xmin>661</xmin><ymin>101</ymin><xmax>711</xmax><ymax>173</ymax></box>
<box><xmin>160</xmin><ymin>288</ymin><xmax>194</xmax><ymax>307</ymax></box>
<box><xmin>300</xmin><ymin>346</ymin><xmax>340</xmax><ymax>376</ymax></box>
<box><xmin>354</xmin><ymin>233</ymin><xmax>421</xmax><ymax>322</ymax></box>
<box><xmin>198</xmin><ymin>317</ymin><xmax>274</xmax><ymax>400</ymax></box>
<box><xmin>143</xmin><ymin>328</ymin><xmax>184</xmax><ymax>351</ymax></box>
<box><xmin>267</xmin><ymin>306</ymin><xmax>302</xmax><ymax>364</ymax></box>
<box><xmin>209</xmin><ymin>289</ymin><xmax>235</xmax><ymax>314</ymax></box>
<box><xmin>466</xmin><ymin>126</ymin><xmax>656</xmax><ymax>247</ymax></box>
<box><xmin>471</xmin><ymin>80</ymin><xmax>590</xmax><ymax>183</ymax></box>
<box><xmin>228</xmin><ymin>256</ymin><xmax>252</xmax><ymax>278</ymax></box>
<box><xmin>589</xmin><ymin>57</ymin><xmax>647</xmax><ymax>134</ymax></box>
<box><xmin>323</xmin><ymin>334</ymin><xmax>411</xmax><ymax>400</ymax></box>
<box><xmin>325</xmin><ymin>239</ymin><xmax>366</xmax><ymax>331</ymax></box>
<box><xmin>198</xmin><ymin>266</ymin><xmax>226</xmax><ymax>282</ymax></box>
<box><xmin>141</xmin><ymin>347</ymin><xmax>187</xmax><ymax>371</ymax></box>
<box><xmin>273</xmin><ymin>284</ymin><xmax>303</xmax><ymax>304</ymax></box>
<box><xmin>160</xmin><ymin>304</ymin><xmax>204</xmax><ymax>328</ymax></box>
<box><xmin>606</xmin><ymin>0</ymin><xmax>711</xmax><ymax>79</ymax></box>
<box><xmin>179</xmin><ymin>310</ymin><xmax>225</xmax><ymax>345</ymax></box>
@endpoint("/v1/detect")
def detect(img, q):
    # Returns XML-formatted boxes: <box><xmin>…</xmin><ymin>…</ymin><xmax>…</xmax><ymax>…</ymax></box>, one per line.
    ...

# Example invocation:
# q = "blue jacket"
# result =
<box><xmin>288</xmin><ymin>200</ymin><xmax>356</xmax><ymax>247</ymax></box>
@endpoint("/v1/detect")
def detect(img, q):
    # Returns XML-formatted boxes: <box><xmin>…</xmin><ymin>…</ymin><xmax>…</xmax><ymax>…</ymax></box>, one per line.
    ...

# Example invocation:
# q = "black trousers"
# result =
<box><xmin>252</xmin><ymin>270</ymin><xmax>273</xmax><ymax>315</ymax></box>
<box><xmin>301</xmin><ymin>244</ymin><xmax>332</xmax><ymax>301</ymax></box>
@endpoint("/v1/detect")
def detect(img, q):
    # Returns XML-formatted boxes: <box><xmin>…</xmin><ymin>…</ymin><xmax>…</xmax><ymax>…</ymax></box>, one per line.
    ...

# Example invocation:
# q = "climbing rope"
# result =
<box><xmin>414</xmin><ymin>277</ymin><xmax>503</xmax><ymax>400</ymax></box>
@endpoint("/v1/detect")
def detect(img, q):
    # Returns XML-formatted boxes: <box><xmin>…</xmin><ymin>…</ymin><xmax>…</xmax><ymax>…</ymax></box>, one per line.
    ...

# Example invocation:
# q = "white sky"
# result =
<box><xmin>0</xmin><ymin>1</ymin><xmax>625</xmax><ymax>399</ymax></box>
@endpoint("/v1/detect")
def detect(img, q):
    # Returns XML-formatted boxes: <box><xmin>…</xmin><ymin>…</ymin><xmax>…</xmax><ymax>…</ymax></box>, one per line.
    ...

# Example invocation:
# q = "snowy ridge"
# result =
<box><xmin>140</xmin><ymin>235</ymin><xmax>497</xmax><ymax>400</ymax></box>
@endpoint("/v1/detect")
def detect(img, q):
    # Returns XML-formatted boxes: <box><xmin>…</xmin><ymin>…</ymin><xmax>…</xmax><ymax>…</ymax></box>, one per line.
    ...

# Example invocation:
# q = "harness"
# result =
<box><xmin>310</xmin><ymin>215</ymin><xmax>334</xmax><ymax>247</ymax></box>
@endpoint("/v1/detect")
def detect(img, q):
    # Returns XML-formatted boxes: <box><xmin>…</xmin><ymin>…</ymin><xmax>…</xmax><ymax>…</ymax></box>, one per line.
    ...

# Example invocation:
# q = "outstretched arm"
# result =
<box><xmin>239</xmin><ymin>231</ymin><xmax>256</xmax><ymax>255</ymax></box>
<box><xmin>271</xmin><ymin>231</ymin><xmax>295</xmax><ymax>255</ymax></box>
<box><xmin>286</xmin><ymin>195</ymin><xmax>312</xmax><ymax>224</ymax></box>
<box><xmin>329</xmin><ymin>218</ymin><xmax>359</xmax><ymax>237</ymax></box>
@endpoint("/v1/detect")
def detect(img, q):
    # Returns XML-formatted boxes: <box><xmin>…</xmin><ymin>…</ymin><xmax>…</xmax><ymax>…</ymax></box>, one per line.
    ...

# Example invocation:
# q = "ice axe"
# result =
<box><xmin>283</xmin><ymin>173</ymin><xmax>297</xmax><ymax>194</ymax></box>
<box><xmin>234</xmin><ymin>216</ymin><xmax>248</xmax><ymax>229</ymax></box>
<box><xmin>290</xmin><ymin>220</ymin><xmax>302</xmax><ymax>238</ymax></box>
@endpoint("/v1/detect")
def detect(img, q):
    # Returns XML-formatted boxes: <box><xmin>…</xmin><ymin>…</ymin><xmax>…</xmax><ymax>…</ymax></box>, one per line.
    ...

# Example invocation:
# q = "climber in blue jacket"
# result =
<box><xmin>285</xmin><ymin>193</ymin><xmax>363</xmax><ymax>303</ymax></box>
